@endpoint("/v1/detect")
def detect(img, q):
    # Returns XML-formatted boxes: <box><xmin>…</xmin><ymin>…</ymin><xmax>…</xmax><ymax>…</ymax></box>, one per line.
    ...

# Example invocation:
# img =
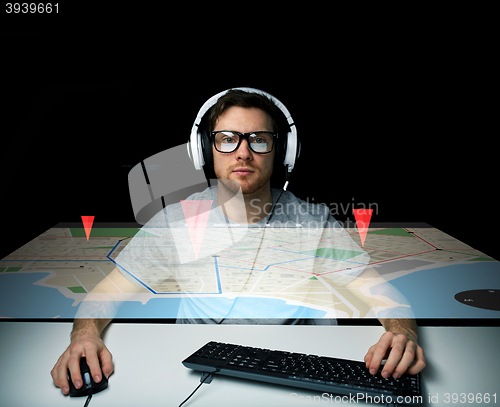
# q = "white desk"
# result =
<box><xmin>0</xmin><ymin>322</ymin><xmax>499</xmax><ymax>406</ymax></box>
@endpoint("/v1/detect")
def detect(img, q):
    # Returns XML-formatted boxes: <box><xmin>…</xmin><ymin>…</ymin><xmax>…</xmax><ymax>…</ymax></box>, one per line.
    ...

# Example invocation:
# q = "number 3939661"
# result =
<box><xmin>6</xmin><ymin>3</ymin><xmax>59</xmax><ymax>13</ymax></box>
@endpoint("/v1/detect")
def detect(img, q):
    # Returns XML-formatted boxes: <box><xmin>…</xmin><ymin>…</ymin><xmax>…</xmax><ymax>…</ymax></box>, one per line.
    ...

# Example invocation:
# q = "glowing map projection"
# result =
<box><xmin>1</xmin><ymin>223</ymin><xmax>498</xmax><ymax>319</ymax></box>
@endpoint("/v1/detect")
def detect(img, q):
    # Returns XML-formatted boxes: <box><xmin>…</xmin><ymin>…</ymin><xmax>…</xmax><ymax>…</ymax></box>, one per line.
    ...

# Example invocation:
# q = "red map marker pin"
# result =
<box><xmin>180</xmin><ymin>200</ymin><xmax>213</xmax><ymax>259</ymax></box>
<box><xmin>81</xmin><ymin>216</ymin><xmax>95</xmax><ymax>241</ymax></box>
<box><xmin>353</xmin><ymin>209</ymin><xmax>373</xmax><ymax>247</ymax></box>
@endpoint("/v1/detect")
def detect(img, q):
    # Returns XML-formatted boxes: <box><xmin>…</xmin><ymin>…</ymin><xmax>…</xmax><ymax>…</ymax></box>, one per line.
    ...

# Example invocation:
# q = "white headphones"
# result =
<box><xmin>187</xmin><ymin>87</ymin><xmax>300</xmax><ymax>173</ymax></box>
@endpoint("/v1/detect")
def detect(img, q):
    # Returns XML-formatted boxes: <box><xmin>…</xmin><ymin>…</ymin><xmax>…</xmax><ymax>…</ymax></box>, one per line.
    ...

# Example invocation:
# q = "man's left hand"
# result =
<box><xmin>364</xmin><ymin>331</ymin><xmax>426</xmax><ymax>379</ymax></box>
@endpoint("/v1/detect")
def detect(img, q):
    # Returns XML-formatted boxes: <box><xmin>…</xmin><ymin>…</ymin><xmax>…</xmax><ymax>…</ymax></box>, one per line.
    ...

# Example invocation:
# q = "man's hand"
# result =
<box><xmin>364</xmin><ymin>326</ymin><xmax>426</xmax><ymax>379</ymax></box>
<box><xmin>51</xmin><ymin>330</ymin><xmax>113</xmax><ymax>395</ymax></box>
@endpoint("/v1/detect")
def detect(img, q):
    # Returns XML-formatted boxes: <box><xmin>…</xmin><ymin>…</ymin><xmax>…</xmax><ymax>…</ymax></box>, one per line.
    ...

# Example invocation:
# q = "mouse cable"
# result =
<box><xmin>178</xmin><ymin>370</ymin><xmax>219</xmax><ymax>407</ymax></box>
<box><xmin>82</xmin><ymin>372</ymin><xmax>93</xmax><ymax>407</ymax></box>
<box><xmin>83</xmin><ymin>393</ymin><xmax>92</xmax><ymax>407</ymax></box>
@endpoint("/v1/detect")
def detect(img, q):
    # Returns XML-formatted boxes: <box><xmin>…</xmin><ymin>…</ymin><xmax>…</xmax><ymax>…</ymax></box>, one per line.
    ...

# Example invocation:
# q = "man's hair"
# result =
<box><xmin>205</xmin><ymin>89</ymin><xmax>288</xmax><ymax>134</ymax></box>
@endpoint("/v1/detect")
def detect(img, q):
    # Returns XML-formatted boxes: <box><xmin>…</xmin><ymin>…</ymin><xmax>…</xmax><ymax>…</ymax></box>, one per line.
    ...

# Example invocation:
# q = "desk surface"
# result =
<box><xmin>0</xmin><ymin>322</ymin><xmax>499</xmax><ymax>406</ymax></box>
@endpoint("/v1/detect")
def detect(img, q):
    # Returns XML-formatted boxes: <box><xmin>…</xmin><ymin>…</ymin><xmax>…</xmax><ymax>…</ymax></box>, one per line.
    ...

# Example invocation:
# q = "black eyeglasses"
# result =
<box><xmin>210</xmin><ymin>131</ymin><xmax>278</xmax><ymax>154</ymax></box>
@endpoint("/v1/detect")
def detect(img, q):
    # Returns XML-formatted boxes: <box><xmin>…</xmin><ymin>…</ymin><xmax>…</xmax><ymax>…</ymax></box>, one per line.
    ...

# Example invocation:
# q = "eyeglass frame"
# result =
<box><xmin>209</xmin><ymin>130</ymin><xmax>278</xmax><ymax>154</ymax></box>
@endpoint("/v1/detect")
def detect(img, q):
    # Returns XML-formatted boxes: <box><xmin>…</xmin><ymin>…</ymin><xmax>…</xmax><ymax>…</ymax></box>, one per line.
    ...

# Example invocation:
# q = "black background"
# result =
<box><xmin>2</xmin><ymin>31</ymin><xmax>497</xmax><ymax>263</ymax></box>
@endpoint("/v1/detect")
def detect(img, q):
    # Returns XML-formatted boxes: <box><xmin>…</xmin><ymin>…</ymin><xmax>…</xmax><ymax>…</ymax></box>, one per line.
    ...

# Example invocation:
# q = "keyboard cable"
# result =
<box><xmin>179</xmin><ymin>370</ymin><xmax>219</xmax><ymax>407</ymax></box>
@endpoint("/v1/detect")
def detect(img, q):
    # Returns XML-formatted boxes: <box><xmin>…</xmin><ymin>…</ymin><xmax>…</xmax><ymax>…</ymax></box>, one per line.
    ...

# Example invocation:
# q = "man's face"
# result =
<box><xmin>212</xmin><ymin>106</ymin><xmax>275</xmax><ymax>195</ymax></box>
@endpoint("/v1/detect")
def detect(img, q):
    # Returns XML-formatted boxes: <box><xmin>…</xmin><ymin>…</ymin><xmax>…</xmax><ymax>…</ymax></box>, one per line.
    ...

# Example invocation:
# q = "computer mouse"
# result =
<box><xmin>68</xmin><ymin>357</ymin><xmax>108</xmax><ymax>397</ymax></box>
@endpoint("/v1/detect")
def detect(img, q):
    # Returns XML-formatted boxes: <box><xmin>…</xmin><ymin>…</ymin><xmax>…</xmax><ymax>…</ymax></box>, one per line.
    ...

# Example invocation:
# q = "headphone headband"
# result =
<box><xmin>188</xmin><ymin>87</ymin><xmax>299</xmax><ymax>172</ymax></box>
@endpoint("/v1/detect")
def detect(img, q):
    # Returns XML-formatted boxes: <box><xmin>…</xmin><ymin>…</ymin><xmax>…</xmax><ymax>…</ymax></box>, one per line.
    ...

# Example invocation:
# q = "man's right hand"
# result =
<box><xmin>51</xmin><ymin>332</ymin><xmax>113</xmax><ymax>395</ymax></box>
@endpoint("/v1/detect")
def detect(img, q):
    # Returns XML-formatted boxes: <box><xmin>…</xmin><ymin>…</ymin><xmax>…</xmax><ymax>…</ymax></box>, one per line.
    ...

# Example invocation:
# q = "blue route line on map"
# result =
<box><xmin>107</xmin><ymin>241</ymin><xmax>120</xmax><ymax>258</ymax></box>
<box><xmin>219</xmin><ymin>255</ymin><xmax>318</xmax><ymax>272</ymax></box>
<box><xmin>1</xmin><ymin>260</ymin><xmax>110</xmax><ymax>261</ymax></box>
<box><xmin>2</xmin><ymin>241</ymin><xmax>123</xmax><ymax>263</ymax></box>
<box><xmin>106</xmin><ymin>241</ymin><xmax>156</xmax><ymax>294</ymax></box>
<box><xmin>213</xmin><ymin>256</ymin><xmax>222</xmax><ymax>294</ymax></box>
<box><xmin>108</xmin><ymin>241</ymin><xmax>222</xmax><ymax>295</ymax></box>
<box><xmin>267</xmin><ymin>247</ymin><xmax>367</xmax><ymax>265</ymax></box>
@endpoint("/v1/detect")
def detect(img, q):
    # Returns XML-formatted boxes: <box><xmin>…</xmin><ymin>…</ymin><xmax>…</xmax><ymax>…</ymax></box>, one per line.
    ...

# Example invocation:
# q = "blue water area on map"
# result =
<box><xmin>371</xmin><ymin>262</ymin><xmax>500</xmax><ymax>318</ymax></box>
<box><xmin>6</xmin><ymin>262</ymin><xmax>499</xmax><ymax>319</ymax></box>
<box><xmin>0</xmin><ymin>273</ymin><xmax>77</xmax><ymax>318</ymax></box>
<box><xmin>114</xmin><ymin>296</ymin><xmax>327</xmax><ymax>319</ymax></box>
<box><xmin>0</xmin><ymin>273</ymin><xmax>326</xmax><ymax>319</ymax></box>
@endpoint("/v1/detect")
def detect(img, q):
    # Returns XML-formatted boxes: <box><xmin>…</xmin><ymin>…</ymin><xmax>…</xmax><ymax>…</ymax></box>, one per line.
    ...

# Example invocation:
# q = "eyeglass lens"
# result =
<box><xmin>215</xmin><ymin>131</ymin><xmax>274</xmax><ymax>153</ymax></box>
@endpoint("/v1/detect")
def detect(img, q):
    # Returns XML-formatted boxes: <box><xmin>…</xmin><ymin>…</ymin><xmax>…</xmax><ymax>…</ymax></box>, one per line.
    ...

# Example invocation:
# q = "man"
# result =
<box><xmin>51</xmin><ymin>89</ymin><xmax>425</xmax><ymax>395</ymax></box>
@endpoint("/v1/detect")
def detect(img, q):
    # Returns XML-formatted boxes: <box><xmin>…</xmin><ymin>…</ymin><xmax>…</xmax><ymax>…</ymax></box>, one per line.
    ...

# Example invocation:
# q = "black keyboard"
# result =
<box><xmin>182</xmin><ymin>341</ymin><xmax>422</xmax><ymax>405</ymax></box>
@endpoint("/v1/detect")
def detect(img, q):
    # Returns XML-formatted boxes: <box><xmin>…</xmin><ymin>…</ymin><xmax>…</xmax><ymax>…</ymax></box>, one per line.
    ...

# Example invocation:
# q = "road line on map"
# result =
<box><xmin>97</xmin><ymin>266</ymin><xmax>123</xmax><ymax>293</ymax></box>
<box><xmin>364</xmin><ymin>250</ymin><xmax>438</xmax><ymax>268</ymax></box>
<box><xmin>275</xmin><ymin>277</ymin><xmax>310</xmax><ymax>293</ymax></box>
<box><xmin>249</xmin><ymin>265</ymin><xmax>269</xmax><ymax>293</ymax></box>
<box><xmin>73</xmin><ymin>275</ymin><xmax>85</xmax><ymax>291</ymax></box>
<box><xmin>315</xmin><ymin>275</ymin><xmax>360</xmax><ymax>318</ymax></box>
<box><xmin>269</xmin><ymin>247</ymin><xmax>366</xmax><ymax>265</ymax></box>
<box><xmin>403</xmin><ymin>228</ymin><xmax>439</xmax><ymax>249</ymax></box>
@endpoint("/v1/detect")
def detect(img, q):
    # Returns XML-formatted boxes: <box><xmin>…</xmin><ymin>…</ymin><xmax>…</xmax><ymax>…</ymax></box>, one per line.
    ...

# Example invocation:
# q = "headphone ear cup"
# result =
<box><xmin>189</xmin><ymin>126</ymin><xmax>205</xmax><ymax>170</ymax></box>
<box><xmin>275</xmin><ymin>132</ymin><xmax>287</xmax><ymax>166</ymax></box>
<box><xmin>283</xmin><ymin>127</ymin><xmax>299</xmax><ymax>170</ymax></box>
<box><xmin>200</xmin><ymin>127</ymin><xmax>213</xmax><ymax>169</ymax></box>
